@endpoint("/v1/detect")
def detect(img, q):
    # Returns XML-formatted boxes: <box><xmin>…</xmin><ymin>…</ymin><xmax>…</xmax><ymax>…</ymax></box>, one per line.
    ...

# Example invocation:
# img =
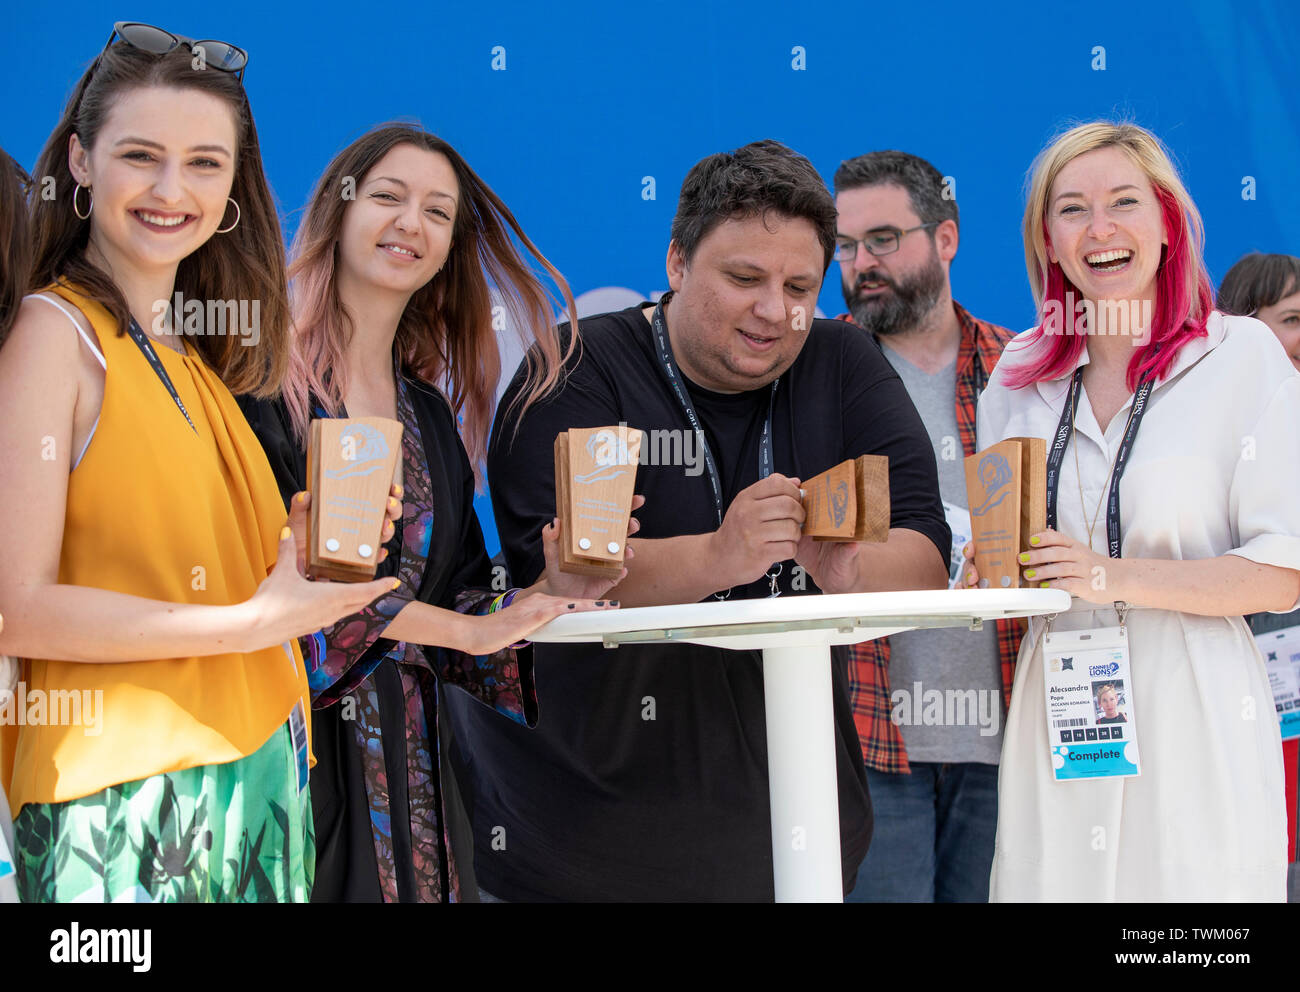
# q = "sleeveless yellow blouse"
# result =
<box><xmin>1</xmin><ymin>283</ymin><xmax>310</xmax><ymax>812</ymax></box>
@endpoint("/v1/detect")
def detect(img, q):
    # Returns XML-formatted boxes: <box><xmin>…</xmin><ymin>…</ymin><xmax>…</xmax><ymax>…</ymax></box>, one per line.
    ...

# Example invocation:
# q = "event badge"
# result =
<box><xmin>1042</xmin><ymin>622</ymin><xmax>1141</xmax><ymax>781</ymax></box>
<box><xmin>1254</xmin><ymin>624</ymin><xmax>1300</xmax><ymax>742</ymax></box>
<box><xmin>0</xmin><ymin>825</ymin><xmax>13</xmax><ymax>882</ymax></box>
<box><xmin>942</xmin><ymin>500</ymin><xmax>971</xmax><ymax>589</ymax></box>
<box><xmin>290</xmin><ymin>699</ymin><xmax>310</xmax><ymax>794</ymax></box>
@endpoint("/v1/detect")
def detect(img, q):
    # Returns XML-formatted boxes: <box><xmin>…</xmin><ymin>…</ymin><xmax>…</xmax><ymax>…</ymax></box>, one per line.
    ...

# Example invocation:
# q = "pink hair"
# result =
<box><xmin>1003</xmin><ymin>185</ymin><xmax>1213</xmax><ymax>391</ymax></box>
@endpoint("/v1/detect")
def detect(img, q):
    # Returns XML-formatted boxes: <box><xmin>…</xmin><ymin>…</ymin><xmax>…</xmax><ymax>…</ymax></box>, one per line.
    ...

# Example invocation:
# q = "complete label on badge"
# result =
<box><xmin>1043</xmin><ymin>624</ymin><xmax>1140</xmax><ymax>781</ymax></box>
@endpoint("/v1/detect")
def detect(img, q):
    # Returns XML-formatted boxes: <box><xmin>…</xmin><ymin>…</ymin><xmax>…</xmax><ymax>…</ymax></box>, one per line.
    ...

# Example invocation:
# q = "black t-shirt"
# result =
<box><xmin>445</xmin><ymin>302</ymin><xmax>948</xmax><ymax>901</ymax></box>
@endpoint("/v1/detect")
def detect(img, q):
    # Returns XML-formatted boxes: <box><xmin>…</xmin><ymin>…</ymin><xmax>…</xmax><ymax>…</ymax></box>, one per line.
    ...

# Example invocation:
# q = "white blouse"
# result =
<box><xmin>977</xmin><ymin>311</ymin><xmax>1300</xmax><ymax>901</ymax></box>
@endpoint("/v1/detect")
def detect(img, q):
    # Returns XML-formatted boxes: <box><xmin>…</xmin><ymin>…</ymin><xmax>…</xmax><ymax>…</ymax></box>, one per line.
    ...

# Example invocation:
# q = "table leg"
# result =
<box><xmin>762</xmin><ymin>643</ymin><xmax>843</xmax><ymax>902</ymax></box>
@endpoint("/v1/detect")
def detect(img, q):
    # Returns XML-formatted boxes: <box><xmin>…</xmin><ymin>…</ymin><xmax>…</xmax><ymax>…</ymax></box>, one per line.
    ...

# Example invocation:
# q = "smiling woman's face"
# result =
<box><xmin>337</xmin><ymin>144</ymin><xmax>459</xmax><ymax>297</ymax></box>
<box><xmin>69</xmin><ymin>85</ymin><xmax>239</xmax><ymax>275</ymax></box>
<box><xmin>1045</xmin><ymin>145</ymin><xmax>1166</xmax><ymax>308</ymax></box>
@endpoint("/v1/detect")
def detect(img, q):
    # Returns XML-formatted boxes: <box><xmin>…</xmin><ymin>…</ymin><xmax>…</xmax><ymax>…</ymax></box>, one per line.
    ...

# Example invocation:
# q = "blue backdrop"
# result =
<box><xmin>4</xmin><ymin>0</ymin><xmax>1296</xmax><ymax>555</ymax></box>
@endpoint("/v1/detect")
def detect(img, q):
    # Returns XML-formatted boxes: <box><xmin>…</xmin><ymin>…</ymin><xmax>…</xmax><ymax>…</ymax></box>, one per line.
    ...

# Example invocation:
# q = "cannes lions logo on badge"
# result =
<box><xmin>326</xmin><ymin>424</ymin><xmax>390</xmax><ymax>480</ymax></box>
<box><xmin>969</xmin><ymin>453</ymin><xmax>1013</xmax><ymax>517</ymax></box>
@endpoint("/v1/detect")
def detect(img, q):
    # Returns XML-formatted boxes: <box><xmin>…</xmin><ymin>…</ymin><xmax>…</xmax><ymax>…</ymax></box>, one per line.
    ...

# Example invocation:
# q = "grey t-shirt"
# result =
<box><xmin>879</xmin><ymin>344</ymin><xmax>1004</xmax><ymax>765</ymax></box>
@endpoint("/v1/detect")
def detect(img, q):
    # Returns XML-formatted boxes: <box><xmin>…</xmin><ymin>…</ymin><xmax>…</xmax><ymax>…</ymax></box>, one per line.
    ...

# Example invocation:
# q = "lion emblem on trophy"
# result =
<box><xmin>830</xmin><ymin>479</ymin><xmax>849</xmax><ymax>527</ymax></box>
<box><xmin>574</xmin><ymin>429</ymin><xmax>633</xmax><ymax>485</ymax></box>
<box><xmin>325</xmin><ymin>423</ymin><xmax>390</xmax><ymax>480</ymax></box>
<box><xmin>969</xmin><ymin>452</ymin><xmax>1013</xmax><ymax>517</ymax></box>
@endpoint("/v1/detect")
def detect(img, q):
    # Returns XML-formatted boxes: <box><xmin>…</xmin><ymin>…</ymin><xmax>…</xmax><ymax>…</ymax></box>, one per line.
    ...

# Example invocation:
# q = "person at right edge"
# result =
<box><xmin>1217</xmin><ymin>251</ymin><xmax>1300</xmax><ymax>902</ymax></box>
<box><xmin>833</xmin><ymin>151</ymin><xmax>1019</xmax><ymax>903</ymax></box>
<box><xmin>968</xmin><ymin>121</ymin><xmax>1300</xmax><ymax>901</ymax></box>
<box><xmin>446</xmin><ymin>140</ymin><xmax>950</xmax><ymax>901</ymax></box>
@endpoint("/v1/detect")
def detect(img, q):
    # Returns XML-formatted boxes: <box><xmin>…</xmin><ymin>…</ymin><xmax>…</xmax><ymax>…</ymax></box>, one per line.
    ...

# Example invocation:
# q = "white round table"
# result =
<box><xmin>531</xmin><ymin>587</ymin><xmax>1069</xmax><ymax>902</ymax></box>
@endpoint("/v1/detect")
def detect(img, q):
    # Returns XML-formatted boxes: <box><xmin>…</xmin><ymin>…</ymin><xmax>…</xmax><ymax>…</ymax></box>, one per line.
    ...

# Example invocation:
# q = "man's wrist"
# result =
<box><xmin>704</xmin><ymin>529</ymin><xmax>738</xmax><ymax>591</ymax></box>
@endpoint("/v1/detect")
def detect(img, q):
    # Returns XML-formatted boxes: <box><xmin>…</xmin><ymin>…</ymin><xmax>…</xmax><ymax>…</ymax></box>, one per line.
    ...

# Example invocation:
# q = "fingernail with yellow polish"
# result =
<box><xmin>391</xmin><ymin>579</ymin><xmax>401</xmax><ymax>590</ymax></box>
<box><xmin>1039</xmin><ymin>581</ymin><xmax>1050</xmax><ymax>588</ymax></box>
<box><xmin>1025</xmin><ymin>569</ymin><xmax>1036</xmax><ymax>579</ymax></box>
<box><xmin>280</xmin><ymin>526</ymin><xmax>290</xmax><ymax>541</ymax></box>
<box><xmin>1018</xmin><ymin>552</ymin><xmax>1030</xmax><ymax>564</ymax></box>
<box><xmin>1030</xmin><ymin>536</ymin><xmax>1041</xmax><ymax>546</ymax></box>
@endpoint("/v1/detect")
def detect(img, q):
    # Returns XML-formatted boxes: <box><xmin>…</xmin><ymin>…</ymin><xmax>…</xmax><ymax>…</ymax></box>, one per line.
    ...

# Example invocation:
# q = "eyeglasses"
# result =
<box><xmin>104</xmin><ymin>21</ymin><xmax>248</xmax><ymax>81</ymax></box>
<box><xmin>834</xmin><ymin>222</ymin><xmax>939</xmax><ymax>262</ymax></box>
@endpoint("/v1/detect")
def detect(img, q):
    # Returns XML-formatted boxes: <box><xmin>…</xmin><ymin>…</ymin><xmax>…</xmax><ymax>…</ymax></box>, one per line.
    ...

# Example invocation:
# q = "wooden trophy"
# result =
<box><xmin>963</xmin><ymin>436</ymin><xmax>1046</xmax><ymax>588</ymax></box>
<box><xmin>553</xmin><ymin>425</ymin><xmax>643</xmax><ymax>578</ymax></box>
<box><xmin>800</xmin><ymin>455</ymin><xmax>891</xmax><ymax>543</ymax></box>
<box><xmin>306</xmin><ymin>417</ymin><xmax>404</xmax><ymax>581</ymax></box>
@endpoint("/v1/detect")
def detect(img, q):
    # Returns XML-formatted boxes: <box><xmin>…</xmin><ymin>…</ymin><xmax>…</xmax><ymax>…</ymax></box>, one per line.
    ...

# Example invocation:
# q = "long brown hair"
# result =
<box><xmin>28</xmin><ymin>41</ymin><xmax>289</xmax><ymax>396</ymax></box>
<box><xmin>0</xmin><ymin>148</ymin><xmax>31</xmax><ymax>345</ymax></box>
<box><xmin>283</xmin><ymin>123</ymin><xmax>578</xmax><ymax>479</ymax></box>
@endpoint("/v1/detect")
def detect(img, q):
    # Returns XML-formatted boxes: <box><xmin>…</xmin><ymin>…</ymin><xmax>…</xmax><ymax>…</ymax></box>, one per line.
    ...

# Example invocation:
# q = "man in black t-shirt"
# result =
<box><xmin>445</xmin><ymin>140</ymin><xmax>950</xmax><ymax>901</ymax></box>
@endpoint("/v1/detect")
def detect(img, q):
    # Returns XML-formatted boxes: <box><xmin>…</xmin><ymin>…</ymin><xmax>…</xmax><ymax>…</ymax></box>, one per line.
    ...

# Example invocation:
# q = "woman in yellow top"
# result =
<box><xmin>0</xmin><ymin>145</ymin><xmax>33</xmax><ymax>904</ymax></box>
<box><xmin>0</xmin><ymin>24</ymin><xmax>395</xmax><ymax>902</ymax></box>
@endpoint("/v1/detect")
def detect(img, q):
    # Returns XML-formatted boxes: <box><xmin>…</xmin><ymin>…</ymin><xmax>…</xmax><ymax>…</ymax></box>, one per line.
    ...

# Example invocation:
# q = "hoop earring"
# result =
<box><xmin>73</xmin><ymin>183</ymin><xmax>93</xmax><ymax>221</ymax></box>
<box><xmin>216</xmin><ymin>197</ymin><xmax>241</xmax><ymax>234</ymax></box>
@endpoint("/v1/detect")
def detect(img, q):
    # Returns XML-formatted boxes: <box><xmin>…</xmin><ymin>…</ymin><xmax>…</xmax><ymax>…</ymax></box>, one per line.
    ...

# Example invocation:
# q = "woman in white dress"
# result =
<box><xmin>967</xmin><ymin>121</ymin><xmax>1300</xmax><ymax>901</ymax></box>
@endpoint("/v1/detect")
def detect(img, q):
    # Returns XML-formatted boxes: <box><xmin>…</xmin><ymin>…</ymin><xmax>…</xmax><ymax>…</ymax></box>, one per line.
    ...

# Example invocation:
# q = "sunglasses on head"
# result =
<box><xmin>103</xmin><ymin>21</ymin><xmax>248</xmax><ymax>81</ymax></box>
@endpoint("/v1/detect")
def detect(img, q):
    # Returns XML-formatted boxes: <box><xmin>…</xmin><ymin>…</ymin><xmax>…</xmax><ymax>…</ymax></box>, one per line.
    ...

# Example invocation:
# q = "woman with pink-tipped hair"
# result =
<box><xmin>966</xmin><ymin>122</ymin><xmax>1300</xmax><ymax>901</ymax></box>
<box><xmin>239</xmin><ymin>124</ymin><xmax>634</xmax><ymax>902</ymax></box>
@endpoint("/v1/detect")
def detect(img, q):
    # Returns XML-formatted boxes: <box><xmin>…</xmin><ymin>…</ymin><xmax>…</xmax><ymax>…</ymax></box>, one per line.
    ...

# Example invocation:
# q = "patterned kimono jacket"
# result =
<box><xmin>239</xmin><ymin>364</ymin><xmax>535</xmax><ymax>902</ymax></box>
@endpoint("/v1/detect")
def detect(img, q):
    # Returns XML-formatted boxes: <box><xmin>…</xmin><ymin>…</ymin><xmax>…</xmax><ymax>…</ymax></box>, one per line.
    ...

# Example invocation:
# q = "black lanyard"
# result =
<box><xmin>650</xmin><ymin>296</ymin><xmax>780</xmax><ymax>597</ymax></box>
<box><xmin>1045</xmin><ymin>365</ymin><xmax>1155</xmax><ymax>559</ymax></box>
<box><xmin>126</xmin><ymin>316</ymin><xmax>196</xmax><ymax>433</ymax></box>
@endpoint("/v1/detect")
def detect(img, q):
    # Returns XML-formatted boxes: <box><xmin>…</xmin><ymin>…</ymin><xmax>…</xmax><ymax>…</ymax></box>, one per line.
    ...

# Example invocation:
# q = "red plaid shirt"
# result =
<box><xmin>838</xmin><ymin>302</ymin><xmax>1024</xmax><ymax>773</ymax></box>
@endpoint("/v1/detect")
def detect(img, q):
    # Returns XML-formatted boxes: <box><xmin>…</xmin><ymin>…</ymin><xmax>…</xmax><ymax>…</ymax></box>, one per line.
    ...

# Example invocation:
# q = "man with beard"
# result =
<box><xmin>833</xmin><ymin>151</ymin><xmax>1019</xmax><ymax>903</ymax></box>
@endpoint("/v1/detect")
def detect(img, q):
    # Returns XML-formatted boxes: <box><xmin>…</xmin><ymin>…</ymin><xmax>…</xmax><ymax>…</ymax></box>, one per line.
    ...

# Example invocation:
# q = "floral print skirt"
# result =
<box><xmin>13</xmin><ymin>719</ymin><xmax>314</xmax><ymax>902</ymax></box>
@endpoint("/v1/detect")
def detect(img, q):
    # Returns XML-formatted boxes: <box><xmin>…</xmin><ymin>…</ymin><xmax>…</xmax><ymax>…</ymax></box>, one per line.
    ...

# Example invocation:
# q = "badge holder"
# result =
<box><xmin>1041</xmin><ymin>602</ymin><xmax>1141</xmax><ymax>781</ymax></box>
<box><xmin>1254</xmin><ymin>623</ymin><xmax>1300</xmax><ymax>742</ymax></box>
